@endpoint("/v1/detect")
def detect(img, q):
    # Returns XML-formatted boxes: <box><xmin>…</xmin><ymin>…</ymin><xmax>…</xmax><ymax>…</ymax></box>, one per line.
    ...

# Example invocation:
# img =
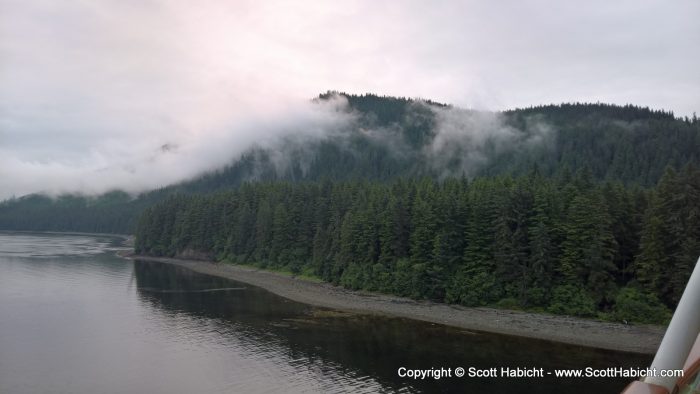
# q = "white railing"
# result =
<box><xmin>645</xmin><ymin>257</ymin><xmax>700</xmax><ymax>391</ymax></box>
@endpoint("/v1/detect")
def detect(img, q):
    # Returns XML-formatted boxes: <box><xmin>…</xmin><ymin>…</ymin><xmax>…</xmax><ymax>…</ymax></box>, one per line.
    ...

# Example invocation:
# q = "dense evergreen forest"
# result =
<box><xmin>1</xmin><ymin>93</ymin><xmax>698</xmax><ymax>239</ymax></box>
<box><xmin>135</xmin><ymin>165</ymin><xmax>700</xmax><ymax>323</ymax></box>
<box><xmin>0</xmin><ymin>191</ymin><xmax>154</xmax><ymax>235</ymax></box>
<box><xmin>2</xmin><ymin>93</ymin><xmax>698</xmax><ymax>322</ymax></box>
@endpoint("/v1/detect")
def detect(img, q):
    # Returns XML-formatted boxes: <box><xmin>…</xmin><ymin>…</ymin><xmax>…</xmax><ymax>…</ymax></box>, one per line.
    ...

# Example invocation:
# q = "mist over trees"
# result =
<box><xmin>1</xmin><ymin>93</ymin><xmax>698</xmax><ymax>235</ymax></box>
<box><xmin>1</xmin><ymin>93</ymin><xmax>698</xmax><ymax>323</ymax></box>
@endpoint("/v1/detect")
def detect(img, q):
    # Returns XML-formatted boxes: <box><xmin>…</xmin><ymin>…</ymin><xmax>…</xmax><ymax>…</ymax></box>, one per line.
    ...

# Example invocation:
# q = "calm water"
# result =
<box><xmin>0</xmin><ymin>232</ymin><xmax>651</xmax><ymax>393</ymax></box>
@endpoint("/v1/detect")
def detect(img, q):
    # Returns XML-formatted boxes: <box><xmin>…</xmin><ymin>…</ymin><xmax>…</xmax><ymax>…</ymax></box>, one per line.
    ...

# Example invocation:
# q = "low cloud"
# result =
<box><xmin>0</xmin><ymin>91</ymin><xmax>557</xmax><ymax>200</ymax></box>
<box><xmin>425</xmin><ymin>105</ymin><xmax>554</xmax><ymax>178</ymax></box>
<box><xmin>1</xmin><ymin>0</ymin><xmax>694</xmax><ymax>199</ymax></box>
<box><xmin>0</xmin><ymin>97</ymin><xmax>355</xmax><ymax>199</ymax></box>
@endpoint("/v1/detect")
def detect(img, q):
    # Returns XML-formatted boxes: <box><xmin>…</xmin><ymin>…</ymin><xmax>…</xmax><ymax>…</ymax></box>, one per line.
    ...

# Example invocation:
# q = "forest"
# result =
<box><xmin>1</xmin><ymin>94</ymin><xmax>698</xmax><ymax>235</ymax></box>
<box><xmin>135</xmin><ymin>165</ymin><xmax>700</xmax><ymax>324</ymax></box>
<box><xmin>1</xmin><ymin>94</ymin><xmax>699</xmax><ymax>323</ymax></box>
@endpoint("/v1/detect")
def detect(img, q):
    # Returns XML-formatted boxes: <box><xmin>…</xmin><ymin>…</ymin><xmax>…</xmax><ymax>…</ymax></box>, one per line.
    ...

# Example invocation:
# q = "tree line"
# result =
<box><xmin>135</xmin><ymin>165</ymin><xmax>700</xmax><ymax>324</ymax></box>
<box><xmin>1</xmin><ymin>98</ymin><xmax>697</xmax><ymax>235</ymax></box>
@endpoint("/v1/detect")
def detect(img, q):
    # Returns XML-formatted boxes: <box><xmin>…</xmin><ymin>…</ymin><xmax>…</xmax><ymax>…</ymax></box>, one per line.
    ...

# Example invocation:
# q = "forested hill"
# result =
<box><xmin>168</xmin><ymin>94</ymin><xmax>699</xmax><ymax>191</ymax></box>
<box><xmin>0</xmin><ymin>93</ymin><xmax>698</xmax><ymax>234</ymax></box>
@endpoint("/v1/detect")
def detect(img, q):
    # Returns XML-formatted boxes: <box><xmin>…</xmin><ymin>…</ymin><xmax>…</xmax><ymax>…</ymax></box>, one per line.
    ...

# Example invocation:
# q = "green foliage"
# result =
<box><xmin>635</xmin><ymin>165</ymin><xmax>700</xmax><ymax>305</ymax></box>
<box><xmin>495</xmin><ymin>297</ymin><xmax>523</xmax><ymax>310</ymax></box>
<box><xmin>339</xmin><ymin>262</ymin><xmax>367</xmax><ymax>290</ymax></box>
<box><xmin>547</xmin><ymin>285</ymin><xmax>596</xmax><ymax>317</ymax></box>
<box><xmin>611</xmin><ymin>286</ymin><xmax>672</xmax><ymax>325</ymax></box>
<box><xmin>559</xmin><ymin>189</ymin><xmax>618</xmax><ymax>304</ymax></box>
<box><xmin>130</xmin><ymin>167</ymin><xmax>699</xmax><ymax>320</ymax></box>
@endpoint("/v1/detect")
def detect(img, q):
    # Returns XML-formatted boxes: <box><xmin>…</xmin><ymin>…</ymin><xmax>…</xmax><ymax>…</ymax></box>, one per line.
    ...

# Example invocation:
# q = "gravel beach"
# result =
<box><xmin>122</xmin><ymin>252</ymin><xmax>665</xmax><ymax>354</ymax></box>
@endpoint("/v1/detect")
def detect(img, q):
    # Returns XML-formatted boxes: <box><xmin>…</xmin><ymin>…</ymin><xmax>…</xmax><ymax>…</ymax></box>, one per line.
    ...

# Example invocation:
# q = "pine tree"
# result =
<box><xmin>559</xmin><ymin>191</ymin><xmax>617</xmax><ymax>305</ymax></box>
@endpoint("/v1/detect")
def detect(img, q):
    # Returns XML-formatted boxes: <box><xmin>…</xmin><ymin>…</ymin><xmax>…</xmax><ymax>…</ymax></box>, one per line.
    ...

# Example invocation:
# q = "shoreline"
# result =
<box><xmin>122</xmin><ymin>252</ymin><xmax>665</xmax><ymax>355</ymax></box>
<box><xmin>0</xmin><ymin>229</ymin><xmax>132</xmax><ymax>238</ymax></box>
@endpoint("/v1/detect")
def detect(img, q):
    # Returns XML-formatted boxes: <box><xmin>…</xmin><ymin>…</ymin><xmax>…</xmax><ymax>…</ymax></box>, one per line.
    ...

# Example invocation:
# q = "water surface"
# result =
<box><xmin>0</xmin><ymin>232</ymin><xmax>651</xmax><ymax>393</ymax></box>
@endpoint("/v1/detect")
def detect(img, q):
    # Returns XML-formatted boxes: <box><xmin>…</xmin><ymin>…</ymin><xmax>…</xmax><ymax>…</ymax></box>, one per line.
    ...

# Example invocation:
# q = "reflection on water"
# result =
<box><xmin>0</xmin><ymin>232</ymin><xmax>651</xmax><ymax>393</ymax></box>
<box><xmin>135</xmin><ymin>260</ymin><xmax>653</xmax><ymax>393</ymax></box>
<box><xmin>133</xmin><ymin>261</ymin><xmax>398</xmax><ymax>393</ymax></box>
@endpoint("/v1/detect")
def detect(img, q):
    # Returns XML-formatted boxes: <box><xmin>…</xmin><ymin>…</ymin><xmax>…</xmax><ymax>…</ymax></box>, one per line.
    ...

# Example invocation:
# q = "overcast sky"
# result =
<box><xmin>1</xmin><ymin>0</ymin><xmax>698</xmax><ymax>199</ymax></box>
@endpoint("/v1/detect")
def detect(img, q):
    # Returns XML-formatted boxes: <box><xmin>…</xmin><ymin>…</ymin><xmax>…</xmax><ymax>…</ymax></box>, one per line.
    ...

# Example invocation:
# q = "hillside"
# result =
<box><xmin>0</xmin><ymin>92</ymin><xmax>698</xmax><ymax>234</ymax></box>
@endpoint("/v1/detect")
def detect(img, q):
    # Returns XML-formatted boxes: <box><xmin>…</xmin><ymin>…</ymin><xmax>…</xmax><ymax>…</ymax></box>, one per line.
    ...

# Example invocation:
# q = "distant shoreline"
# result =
<box><xmin>120</xmin><ymin>251</ymin><xmax>664</xmax><ymax>355</ymax></box>
<box><xmin>0</xmin><ymin>229</ymin><xmax>132</xmax><ymax>240</ymax></box>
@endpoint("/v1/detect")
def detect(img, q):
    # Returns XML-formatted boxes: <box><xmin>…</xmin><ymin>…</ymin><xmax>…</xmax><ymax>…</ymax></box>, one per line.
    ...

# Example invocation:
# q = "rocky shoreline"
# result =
<box><xmin>120</xmin><ymin>251</ymin><xmax>665</xmax><ymax>354</ymax></box>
